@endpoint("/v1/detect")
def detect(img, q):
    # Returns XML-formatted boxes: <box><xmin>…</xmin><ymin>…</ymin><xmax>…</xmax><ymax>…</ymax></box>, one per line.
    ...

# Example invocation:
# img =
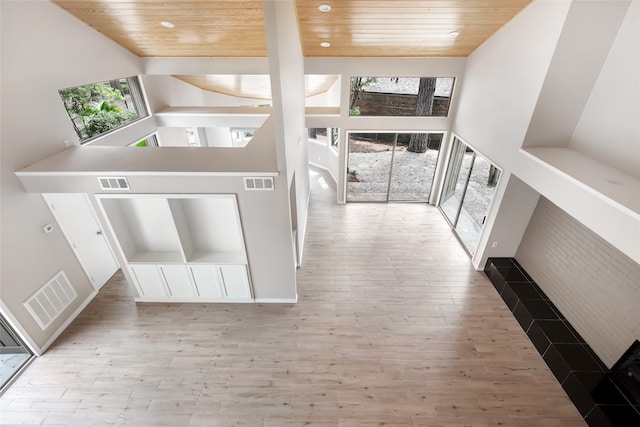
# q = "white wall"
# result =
<box><xmin>264</xmin><ymin>0</ymin><xmax>309</xmax><ymax>271</ymax></box>
<box><xmin>143</xmin><ymin>75</ymin><xmax>269</xmax><ymax>112</ymax></box>
<box><xmin>201</xmin><ymin>90</ymin><xmax>267</xmax><ymax>107</ymax></box>
<box><xmin>522</xmin><ymin>1</ymin><xmax>631</xmax><ymax>150</ymax></box>
<box><xmin>305</xmin><ymin>76</ymin><xmax>341</xmax><ymax>107</ymax></box>
<box><xmin>454</xmin><ymin>0</ymin><xmax>640</xmax><ymax>368</ymax></box>
<box><xmin>455</xmin><ymin>0</ymin><xmax>639</xmax><ymax>269</ymax></box>
<box><xmin>204</xmin><ymin>127</ymin><xmax>234</xmax><ymax>147</ymax></box>
<box><xmin>157</xmin><ymin>127</ymin><xmax>190</xmax><ymax>147</ymax></box>
<box><xmin>478</xmin><ymin>174</ymin><xmax>540</xmax><ymax>268</ymax></box>
<box><xmin>0</xmin><ymin>0</ymin><xmax>144</xmax><ymax>352</ymax></box>
<box><xmin>517</xmin><ymin>197</ymin><xmax>640</xmax><ymax>367</ymax></box>
<box><xmin>569</xmin><ymin>1</ymin><xmax>639</xmax><ymax>179</ymax></box>
<box><xmin>450</xmin><ymin>0</ymin><xmax>571</xmax><ymax>268</ymax></box>
<box><xmin>453</xmin><ymin>1</ymin><xmax>571</xmax><ymax>169</ymax></box>
<box><xmin>142</xmin><ymin>75</ymin><xmax>205</xmax><ymax>112</ymax></box>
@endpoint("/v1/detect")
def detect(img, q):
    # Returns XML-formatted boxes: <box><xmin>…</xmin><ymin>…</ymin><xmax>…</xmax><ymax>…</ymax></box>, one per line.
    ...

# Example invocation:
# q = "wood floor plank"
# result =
<box><xmin>0</xmin><ymin>167</ymin><xmax>586</xmax><ymax>426</ymax></box>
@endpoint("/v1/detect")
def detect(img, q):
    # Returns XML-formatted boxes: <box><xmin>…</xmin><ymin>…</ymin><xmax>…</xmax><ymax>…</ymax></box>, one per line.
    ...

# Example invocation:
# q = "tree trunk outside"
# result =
<box><xmin>408</xmin><ymin>77</ymin><xmax>437</xmax><ymax>153</ymax></box>
<box><xmin>487</xmin><ymin>165</ymin><xmax>499</xmax><ymax>187</ymax></box>
<box><xmin>350</xmin><ymin>77</ymin><xmax>362</xmax><ymax>110</ymax></box>
<box><xmin>408</xmin><ymin>133</ymin><xmax>428</xmax><ymax>153</ymax></box>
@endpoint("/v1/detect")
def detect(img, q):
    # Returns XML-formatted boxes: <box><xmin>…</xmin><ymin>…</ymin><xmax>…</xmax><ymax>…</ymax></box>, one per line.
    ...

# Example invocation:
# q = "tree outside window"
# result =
<box><xmin>58</xmin><ymin>76</ymin><xmax>147</xmax><ymax>143</ymax></box>
<box><xmin>331</xmin><ymin>128</ymin><xmax>339</xmax><ymax>150</ymax></box>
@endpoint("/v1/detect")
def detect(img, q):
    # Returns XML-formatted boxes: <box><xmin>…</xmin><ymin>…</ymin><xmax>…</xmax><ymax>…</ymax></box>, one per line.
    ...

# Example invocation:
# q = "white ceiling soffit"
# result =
<box><xmin>172</xmin><ymin>75</ymin><xmax>339</xmax><ymax>100</ymax></box>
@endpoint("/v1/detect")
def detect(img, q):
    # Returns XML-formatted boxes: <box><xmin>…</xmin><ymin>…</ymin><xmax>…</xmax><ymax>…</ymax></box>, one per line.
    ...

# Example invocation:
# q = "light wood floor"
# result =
<box><xmin>0</xmin><ymin>168</ymin><xmax>586</xmax><ymax>426</ymax></box>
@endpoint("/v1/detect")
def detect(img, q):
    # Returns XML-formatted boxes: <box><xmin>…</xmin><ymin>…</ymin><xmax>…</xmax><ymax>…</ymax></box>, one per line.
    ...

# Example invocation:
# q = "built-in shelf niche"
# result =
<box><xmin>100</xmin><ymin>196</ymin><xmax>184</xmax><ymax>263</ymax></box>
<box><xmin>168</xmin><ymin>196</ymin><xmax>247</xmax><ymax>264</ymax></box>
<box><xmin>99</xmin><ymin>194</ymin><xmax>247</xmax><ymax>265</ymax></box>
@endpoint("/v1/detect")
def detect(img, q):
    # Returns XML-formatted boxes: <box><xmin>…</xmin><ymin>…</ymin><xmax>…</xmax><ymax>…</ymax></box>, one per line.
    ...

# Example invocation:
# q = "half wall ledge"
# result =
<box><xmin>516</xmin><ymin>147</ymin><xmax>640</xmax><ymax>265</ymax></box>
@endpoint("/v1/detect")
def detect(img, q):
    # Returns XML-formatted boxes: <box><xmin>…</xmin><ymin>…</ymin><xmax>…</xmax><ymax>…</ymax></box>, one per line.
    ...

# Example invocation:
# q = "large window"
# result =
<box><xmin>346</xmin><ymin>132</ymin><xmax>443</xmax><ymax>202</ymax></box>
<box><xmin>58</xmin><ymin>76</ymin><xmax>148</xmax><ymax>143</ymax></box>
<box><xmin>350</xmin><ymin>77</ymin><xmax>455</xmax><ymax>117</ymax></box>
<box><xmin>439</xmin><ymin>136</ymin><xmax>501</xmax><ymax>254</ymax></box>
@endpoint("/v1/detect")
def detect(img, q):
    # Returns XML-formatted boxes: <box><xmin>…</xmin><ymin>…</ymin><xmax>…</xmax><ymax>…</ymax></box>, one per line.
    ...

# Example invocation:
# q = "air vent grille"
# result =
<box><xmin>244</xmin><ymin>177</ymin><xmax>274</xmax><ymax>191</ymax></box>
<box><xmin>98</xmin><ymin>176</ymin><xmax>130</xmax><ymax>190</ymax></box>
<box><xmin>24</xmin><ymin>271</ymin><xmax>77</xmax><ymax>330</ymax></box>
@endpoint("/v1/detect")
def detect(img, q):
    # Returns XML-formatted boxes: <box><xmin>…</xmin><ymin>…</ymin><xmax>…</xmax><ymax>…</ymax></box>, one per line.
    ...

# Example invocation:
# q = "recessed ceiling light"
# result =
<box><xmin>161</xmin><ymin>21</ymin><xmax>175</xmax><ymax>29</ymax></box>
<box><xmin>320</xmin><ymin>41</ymin><xmax>331</xmax><ymax>48</ymax></box>
<box><xmin>318</xmin><ymin>4</ymin><xmax>332</xmax><ymax>12</ymax></box>
<box><xmin>447</xmin><ymin>30</ymin><xmax>460</xmax><ymax>38</ymax></box>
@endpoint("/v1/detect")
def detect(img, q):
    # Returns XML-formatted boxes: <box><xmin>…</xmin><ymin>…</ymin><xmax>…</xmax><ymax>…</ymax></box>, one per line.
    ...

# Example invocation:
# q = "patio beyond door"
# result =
<box><xmin>346</xmin><ymin>132</ymin><xmax>443</xmax><ymax>202</ymax></box>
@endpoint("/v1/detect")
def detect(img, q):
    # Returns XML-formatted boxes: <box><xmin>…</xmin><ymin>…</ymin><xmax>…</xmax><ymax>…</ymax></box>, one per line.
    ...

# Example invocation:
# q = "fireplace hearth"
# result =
<box><xmin>485</xmin><ymin>258</ymin><xmax>640</xmax><ymax>427</ymax></box>
<box><xmin>609</xmin><ymin>340</ymin><xmax>640</xmax><ymax>407</ymax></box>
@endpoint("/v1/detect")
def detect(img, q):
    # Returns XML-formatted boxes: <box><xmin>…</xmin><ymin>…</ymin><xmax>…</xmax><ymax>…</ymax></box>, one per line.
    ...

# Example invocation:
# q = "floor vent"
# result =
<box><xmin>23</xmin><ymin>271</ymin><xmax>77</xmax><ymax>330</ymax></box>
<box><xmin>98</xmin><ymin>176</ymin><xmax>130</xmax><ymax>190</ymax></box>
<box><xmin>244</xmin><ymin>177</ymin><xmax>274</xmax><ymax>191</ymax></box>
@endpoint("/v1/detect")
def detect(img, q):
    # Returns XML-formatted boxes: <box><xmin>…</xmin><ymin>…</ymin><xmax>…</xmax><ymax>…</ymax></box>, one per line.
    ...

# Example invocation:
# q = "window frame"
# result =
<box><xmin>349</xmin><ymin>76</ymin><xmax>455</xmax><ymax>118</ymax></box>
<box><xmin>58</xmin><ymin>76</ymin><xmax>149</xmax><ymax>145</ymax></box>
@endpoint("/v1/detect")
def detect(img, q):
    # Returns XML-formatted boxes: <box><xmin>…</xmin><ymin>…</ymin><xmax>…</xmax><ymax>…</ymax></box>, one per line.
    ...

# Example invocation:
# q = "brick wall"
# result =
<box><xmin>516</xmin><ymin>197</ymin><xmax>640</xmax><ymax>367</ymax></box>
<box><xmin>355</xmin><ymin>92</ymin><xmax>451</xmax><ymax>116</ymax></box>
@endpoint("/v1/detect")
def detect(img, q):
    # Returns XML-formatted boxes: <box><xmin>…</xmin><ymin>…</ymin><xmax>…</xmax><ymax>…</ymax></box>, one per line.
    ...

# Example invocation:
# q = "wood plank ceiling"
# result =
<box><xmin>296</xmin><ymin>0</ymin><xmax>534</xmax><ymax>57</ymax></box>
<box><xmin>51</xmin><ymin>0</ymin><xmax>533</xmax><ymax>98</ymax></box>
<box><xmin>51</xmin><ymin>0</ymin><xmax>268</xmax><ymax>57</ymax></box>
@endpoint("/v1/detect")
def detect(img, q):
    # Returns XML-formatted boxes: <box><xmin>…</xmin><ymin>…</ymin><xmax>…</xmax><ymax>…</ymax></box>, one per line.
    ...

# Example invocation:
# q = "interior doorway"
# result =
<box><xmin>43</xmin><ymin>193</ymin><xmax>119</xmax><ymax>289</ymax></box>
<box><xmin>346</xmin><ymin>132</ymin><xmax>443</xmax><ymax>202</ymax></box>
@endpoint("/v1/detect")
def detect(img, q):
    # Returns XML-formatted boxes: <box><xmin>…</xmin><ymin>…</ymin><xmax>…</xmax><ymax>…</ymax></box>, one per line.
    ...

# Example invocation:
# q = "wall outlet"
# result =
<box><xmin>43</xmin><ymin>224</ymin><xmax>54</xmax><ymax>233</ymax></box>
<box><xmin>491</xmin><ymin>241</ymin><xmax>499</xmax><ymax>248</ymax></box>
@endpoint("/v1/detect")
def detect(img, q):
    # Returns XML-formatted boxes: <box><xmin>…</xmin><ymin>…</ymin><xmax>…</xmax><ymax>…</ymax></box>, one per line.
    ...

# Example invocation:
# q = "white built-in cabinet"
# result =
<box><xmin>98</xmin><ymin>194</ymin><xmax>253</xmax><ymax>302</ymax></box>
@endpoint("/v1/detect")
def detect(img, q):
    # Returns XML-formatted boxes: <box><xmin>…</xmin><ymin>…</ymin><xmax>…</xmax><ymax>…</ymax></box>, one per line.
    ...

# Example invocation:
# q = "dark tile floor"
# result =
<box><xmin>485</xmin><ymin>258</ymin><xmax>640</xmax><ymax>427</ymax></box>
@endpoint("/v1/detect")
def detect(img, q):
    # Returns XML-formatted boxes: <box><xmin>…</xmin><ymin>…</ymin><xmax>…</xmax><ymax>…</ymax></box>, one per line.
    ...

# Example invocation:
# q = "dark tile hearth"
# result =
<box><xmin>485</xmin><ymin>257</ymin><xmax>640</xmax><ymax>427</ymax></box>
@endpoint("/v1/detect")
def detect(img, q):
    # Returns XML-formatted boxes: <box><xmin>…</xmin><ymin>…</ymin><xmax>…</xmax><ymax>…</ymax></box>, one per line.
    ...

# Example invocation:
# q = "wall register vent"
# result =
<box><xmin>98</xmin><ymin>176</ymin><xmax>130</xmax><ymax>190</ymax></box>
<box><xmin>244</xmin><ymin>177</ymin><xmax>274</xmax><ymax>191</ymax></box>
<box><xmin>23</xmin><ymin>271</ymin><xmax>77</xmax><ymax>330</ymax></box>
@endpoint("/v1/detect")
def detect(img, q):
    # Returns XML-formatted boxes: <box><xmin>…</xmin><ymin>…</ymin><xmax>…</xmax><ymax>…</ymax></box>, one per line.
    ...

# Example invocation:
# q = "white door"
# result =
<box><xmin>44</xmin><ymin>193</ymin><xmax>119</xmax><ymax>290</ymax></box>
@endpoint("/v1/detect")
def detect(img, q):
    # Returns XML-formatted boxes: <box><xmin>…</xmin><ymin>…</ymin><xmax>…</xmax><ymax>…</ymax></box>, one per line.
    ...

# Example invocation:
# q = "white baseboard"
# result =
<box><xmin>133</xmin><ymin>297</ymin><xmax>254</xmax><ymax>303</ymax></box>
<box><xmin>254</xmin><ymin>296</ymin><xmax>298</xmax><ymax>304</ymax></box>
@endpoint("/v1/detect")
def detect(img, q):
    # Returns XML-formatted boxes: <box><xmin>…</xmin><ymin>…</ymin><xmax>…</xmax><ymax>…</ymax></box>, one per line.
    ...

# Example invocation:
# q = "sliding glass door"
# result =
<box><xmin>1</xmin><ymin>315</ymin><xmax>33</xmax><ymax>393</ymax></box>
<box><xmin>347</xmin><ymin>132</ymin><xmax>442</xmax><ymax>203</ymax></box>
<box><xmin>439</xmin><ymin>137</ymin><xmax>501</xmax><ymax>254</ymax></box>
<box><xmin>347</xmin><ymin>133</ymin><xmax>393</xmax><ymax>202</ymax></box>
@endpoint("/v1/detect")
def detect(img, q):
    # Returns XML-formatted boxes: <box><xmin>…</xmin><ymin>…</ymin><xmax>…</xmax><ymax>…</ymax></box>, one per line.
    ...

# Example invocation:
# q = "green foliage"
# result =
<box><xmin>59</xmin><ymin>83</ymin><xmax>123</xmax><ymax>117</ymax></box>
<box><xmin>135</xmin><ymin>140</ymin><xmax>147</xmax><ymax>147</ymax></box>
<box><xmin>348</xmin><ymin>168</ymin><xmax>358</xmax><ymax>176</ymax></box>
<box><xmin>83</xmin><ymin>101</ymin><xmax>122</xmax><ymax>119</ymax></box>
<box><xmin>86</xmin><ymin>110</ymin><xmax>137</xmax><ymax>138</ymax></box>
<box><xmin>350</xmin><ymin>106</ymin><xmax>361</xmax><ymax>116</ymax></box>
<box><xmin>59</xmin><ymin>81</ymin><xmax>135</xmax><ymax>141</ymax></box>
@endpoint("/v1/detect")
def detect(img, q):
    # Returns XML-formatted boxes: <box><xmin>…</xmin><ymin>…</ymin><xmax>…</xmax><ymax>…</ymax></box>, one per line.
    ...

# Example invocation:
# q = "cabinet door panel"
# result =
<box><xmin>189</xmin><ymin>266</ymin><xmax>222</xmax><ymax>297</ymax></box>
<box><xmin>130</xmin><ymin>265</ymin><xmax>167</xmax><ymax>298</ymax></box>
<box><xmin>161</xmin><ymin>265</ymin><xmax>194</xmax><ymax>297</ymax></box>
<box><xmin>220</xmin><ymin>265</ymin><xmax>251</xmax><ymax>299</ymax></box>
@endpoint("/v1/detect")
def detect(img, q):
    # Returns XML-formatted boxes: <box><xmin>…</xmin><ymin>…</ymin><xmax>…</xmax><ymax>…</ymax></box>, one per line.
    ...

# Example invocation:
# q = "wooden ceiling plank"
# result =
<box><xmin>52</xmin><ymin>0</ymin><xmax>533</xmax><ymax>63</ymax></box>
